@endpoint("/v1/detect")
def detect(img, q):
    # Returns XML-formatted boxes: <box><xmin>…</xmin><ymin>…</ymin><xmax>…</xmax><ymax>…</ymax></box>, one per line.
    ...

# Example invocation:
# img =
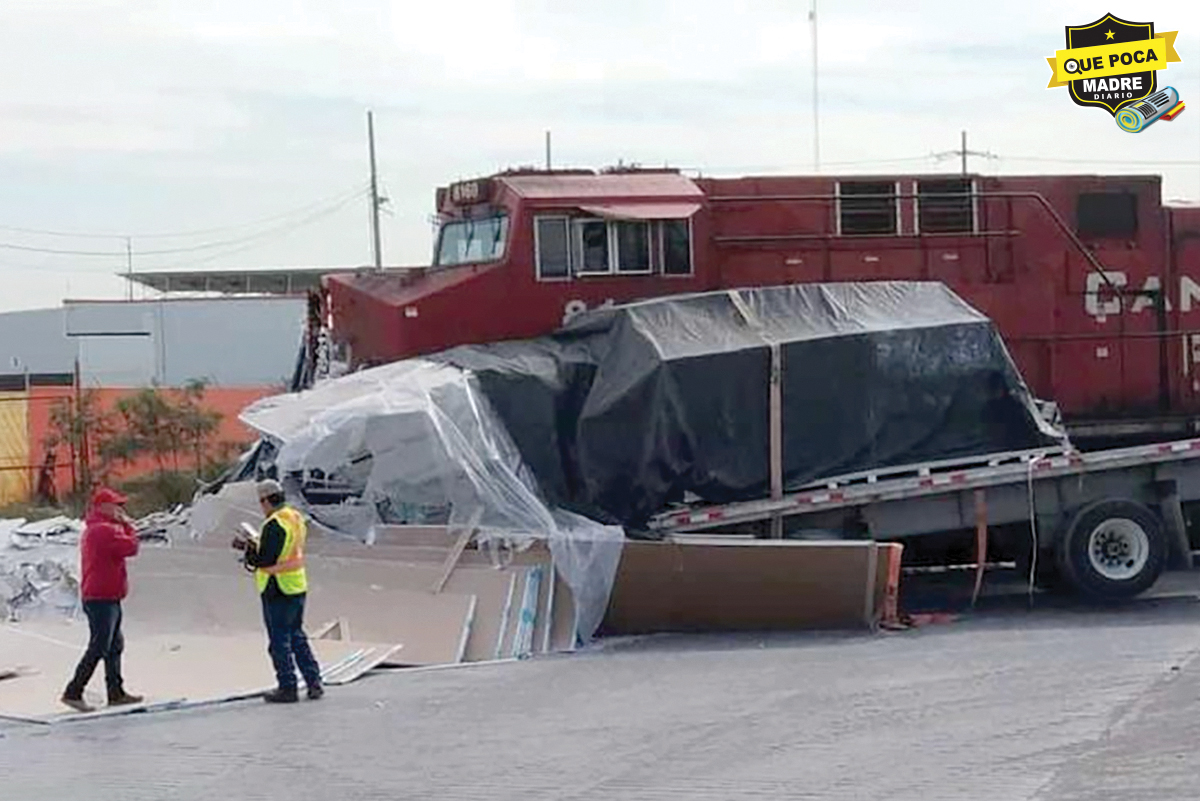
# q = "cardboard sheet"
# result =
<box><xmin>602</xmin><ymin>537</ymin><xmax>879</xmax><ymax>634</ymax></box>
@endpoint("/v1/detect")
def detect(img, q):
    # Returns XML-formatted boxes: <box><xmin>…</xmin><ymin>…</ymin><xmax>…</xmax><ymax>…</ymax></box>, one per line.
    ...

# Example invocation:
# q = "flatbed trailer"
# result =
<box><xmin>647</xmin><ymin>438</ymin><xmax>1200</xmax><ymax>600</ymax></box>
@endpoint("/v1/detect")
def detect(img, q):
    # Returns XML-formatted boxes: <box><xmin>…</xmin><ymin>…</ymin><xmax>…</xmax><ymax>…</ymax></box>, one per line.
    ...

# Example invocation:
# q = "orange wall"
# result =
<box><xmin>21</xmin><ymin>386</ymin><xmax>278</xmax><ymax>499</ymax></box>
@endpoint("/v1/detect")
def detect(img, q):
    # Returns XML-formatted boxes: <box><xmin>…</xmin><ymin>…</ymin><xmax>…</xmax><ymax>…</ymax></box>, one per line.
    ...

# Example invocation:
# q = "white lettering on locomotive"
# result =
<box><xmin>1085</xmin><ymin>273</ymin><xmax>1200</xmax><ymax>321</ymax></box>
<box><xmin>562</xmin><ymin>298</ymin><xmax>616</xmax><ymax>326</ymax></box>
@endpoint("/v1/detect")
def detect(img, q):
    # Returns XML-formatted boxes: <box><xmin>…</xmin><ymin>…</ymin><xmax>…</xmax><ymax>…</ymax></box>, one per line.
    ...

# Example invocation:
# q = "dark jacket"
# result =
<box><xmin>80</xmin><ymin>509</ymin><xmax>140</xmax><ymax>601</ymax></box>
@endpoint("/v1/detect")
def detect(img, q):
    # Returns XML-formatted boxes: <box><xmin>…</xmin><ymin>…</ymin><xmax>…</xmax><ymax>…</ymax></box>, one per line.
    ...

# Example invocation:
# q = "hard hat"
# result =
<box><xmin>256</xmin><ymin>478</ymin><xmax>284</xmax><ymax>500</ymax></box>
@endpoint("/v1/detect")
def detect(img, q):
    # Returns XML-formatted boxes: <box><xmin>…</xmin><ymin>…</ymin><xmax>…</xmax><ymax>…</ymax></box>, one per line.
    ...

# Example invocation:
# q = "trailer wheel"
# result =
<box><xmin>1057</xmin><ymin>500</ymin><xmax>1166</xmax><ymax>601</ymax></box>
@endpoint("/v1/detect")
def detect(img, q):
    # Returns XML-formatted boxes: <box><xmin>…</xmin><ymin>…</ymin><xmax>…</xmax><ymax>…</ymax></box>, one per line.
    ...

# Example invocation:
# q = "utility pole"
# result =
<box><xmin>545</xmin><ymin>130</ymin><xmax>552</xmax><ymax>170</ymax></box>
<box><xmin>810</xmin><ymin>0</ymin><xmax>820</xmax><ymax>172</ymax></box>
<box><xmin>367</xmin><ymin>110</ymin><xmax>383</xmax><ymax>271</ymax></box>
<box><xmin>933</xmin><ymin>130</ymin><xmax>996</xmax><ymax>175</ymax></box>
<box><xmin>125</xmin><ymin>237</ymin><xmax>133</xmax><ymax>301</ymax></box>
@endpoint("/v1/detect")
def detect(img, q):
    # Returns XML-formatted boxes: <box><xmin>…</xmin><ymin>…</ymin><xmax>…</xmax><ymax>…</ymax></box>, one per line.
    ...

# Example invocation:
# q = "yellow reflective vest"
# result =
<box><xmin>255</xmin><ymin>506</ymin><xmax>308</xmax><ymax>596</ymax></box>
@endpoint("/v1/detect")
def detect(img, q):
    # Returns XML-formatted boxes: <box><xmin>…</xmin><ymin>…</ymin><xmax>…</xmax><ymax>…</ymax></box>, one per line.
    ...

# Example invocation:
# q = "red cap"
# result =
<box><xmin>91</xmin><ymin>487</ymin><xmax>128</xmax><ymax>506</ymax></box>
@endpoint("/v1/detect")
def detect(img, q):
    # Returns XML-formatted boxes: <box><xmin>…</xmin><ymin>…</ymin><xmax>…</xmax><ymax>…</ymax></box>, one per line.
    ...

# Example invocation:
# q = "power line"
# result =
<box><xmin>0</xmin><ymin>188</ymin><xmax>368</xmax><ymax>258</ymax></box>
<box><xmin>0</xmin><ymin>242</ymin><xmax>126</xmax><ymax>256</ymax></box>
<box><xmin>995</xmin><ymin>156</ymin><xmax>1200</xmax><ymax>166</ymax></box>
<box><xmin>134</xmin><ymin>192</ymin><xmax>368</xmax><ymax>272</ymax></box>
<box><xmin>135</xmin><ymin>189</ymin><xmax>368</xmax><ymax>256</ymax></box>
<box><xmin>682</xmin><ymin>151</ymin><xmax>1198</xmax><ymax>175</ymax></box>
<box><xmin>821</xmin><ymin>155</ymin><xmax>938</xmax><ymax>167</ymax></box>
<box><xmin>679</xmin><ymin>155</ymin><xmax>939</xmax><ymax>175</ymax></box>
<box><xmin>0</xmin><ymin>183</ymin><xmax>369</xmax><ymax>241</ymax></box>
<box><xmin>0</xmin><ymin>190</ymin><xmax>367</xmax><ymax>276</ymax></box>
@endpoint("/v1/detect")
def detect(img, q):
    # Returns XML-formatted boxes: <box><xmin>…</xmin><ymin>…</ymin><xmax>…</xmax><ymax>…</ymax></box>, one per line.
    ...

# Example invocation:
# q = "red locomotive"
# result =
<box><xmin>321</xmin><ymin>167</ymin><xmax>1200</xmax><ymax>445</ymax></box>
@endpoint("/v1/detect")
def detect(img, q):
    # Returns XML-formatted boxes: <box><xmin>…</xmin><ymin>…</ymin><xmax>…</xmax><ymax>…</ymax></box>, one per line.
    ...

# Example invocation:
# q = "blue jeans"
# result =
<box><xmin>65</xmin><ymin>600</ymin><xmax>125</xmax><ymax>700</ymax></box>
<box><xmin>261</xmin><ymin>592</ymin><xmax>321</xmax><ymax>691</ymax></box>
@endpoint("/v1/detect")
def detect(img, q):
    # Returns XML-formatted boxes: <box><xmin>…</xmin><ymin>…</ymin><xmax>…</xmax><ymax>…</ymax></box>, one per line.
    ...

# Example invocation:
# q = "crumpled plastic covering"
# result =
<box><xmin>239</xmin><ymin>359</ymin><xmax>625</xmax><ymax>642</ymax></box>
<box><xmin>433</xmin><ymin>281</ymin><xmax>1069</xmax><ymax>528</ymax></box>
<box><xmin>0</xmin><ymin>518</ymin><xmax>81</xmax><ymax>621</ymax></box>
<box><xmin>1</xmin><ymin>515</ymin><xmax>174</xmax><ymax>621</ymax></box>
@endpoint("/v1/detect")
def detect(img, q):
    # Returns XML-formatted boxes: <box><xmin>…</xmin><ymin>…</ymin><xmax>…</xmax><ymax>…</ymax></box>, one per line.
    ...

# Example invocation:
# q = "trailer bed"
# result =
<box><xmin>649</xmin><ymin>437</ymin><xmax>1200</xmax><ymax>601</ymax></box>
<box><xmin>651</xmin><ymin>439</ymin><xmax>1200</xmax><ymax>533</ymax></box>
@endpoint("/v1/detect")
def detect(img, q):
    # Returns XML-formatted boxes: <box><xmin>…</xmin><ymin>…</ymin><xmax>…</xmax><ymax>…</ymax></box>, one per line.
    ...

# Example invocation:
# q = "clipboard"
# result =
<box><xmin>238</xmin><ymin>521</ymin><xmax>261</xmax><ymax>545</ymax></box>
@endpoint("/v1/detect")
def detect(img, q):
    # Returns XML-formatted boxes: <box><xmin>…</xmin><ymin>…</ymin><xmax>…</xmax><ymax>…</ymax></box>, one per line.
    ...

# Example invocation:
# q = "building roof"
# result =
<box><xmin>122</xmin><ymin>267</ymin><xmax>367</xmax><ymax>295</ymax></box>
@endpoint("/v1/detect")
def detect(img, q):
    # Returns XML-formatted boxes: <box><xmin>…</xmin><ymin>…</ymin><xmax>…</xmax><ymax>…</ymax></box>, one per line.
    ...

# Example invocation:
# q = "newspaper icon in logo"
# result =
<box><xmin>1046</xmin><ymin>13</ymin><xmax>1183</xmax><ymax>128</ymax></box>
<box><xmin>1116</xmin><ymin>87</ymin><xmax>1185</xmax><ymax>132</ymax></box>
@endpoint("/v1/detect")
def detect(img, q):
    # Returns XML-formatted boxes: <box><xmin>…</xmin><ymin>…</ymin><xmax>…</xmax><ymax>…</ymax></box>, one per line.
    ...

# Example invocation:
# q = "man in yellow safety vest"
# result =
<box><xmin>235</xmin><ymin>479</ymin><xmax>323</xmax><ymax>703</ymax></box>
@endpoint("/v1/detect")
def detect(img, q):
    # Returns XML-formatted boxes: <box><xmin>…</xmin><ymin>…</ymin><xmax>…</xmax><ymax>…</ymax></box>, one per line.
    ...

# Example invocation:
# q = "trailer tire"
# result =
<box><xmin>1057</xmin><ymin>499</ymin><xmax>1166</xmax><ymax>601</ymax></box>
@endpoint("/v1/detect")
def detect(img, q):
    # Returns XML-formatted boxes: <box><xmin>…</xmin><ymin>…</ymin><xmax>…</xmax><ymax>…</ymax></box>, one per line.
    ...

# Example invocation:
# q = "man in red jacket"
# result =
<box><xmin>61</xmin><ymin>487</ymin><xmax>143</xmax><ymax>712</ymax></box>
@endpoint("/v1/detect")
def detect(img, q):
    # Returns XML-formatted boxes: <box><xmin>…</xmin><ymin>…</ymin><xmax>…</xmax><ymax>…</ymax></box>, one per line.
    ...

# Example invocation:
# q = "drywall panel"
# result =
<box><xmin>0</xmin><ymin>622</ymin><xmax>370</xmax><ymax>722</ymax></box>
<box><xmin>125</xmin><ymin>545</ymin><xmax>511</xmax><ymax>664</ymax></box>
<box><xmin>304</xmin><ymin>586</ymin><xmax>476</xmax><ymax>666</ymax></box>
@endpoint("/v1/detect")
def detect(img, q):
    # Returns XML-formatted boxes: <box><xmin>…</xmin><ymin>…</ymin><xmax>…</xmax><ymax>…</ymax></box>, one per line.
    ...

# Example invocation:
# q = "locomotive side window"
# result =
<box><xmin>661</xmin><ymin>220</ymin><xmax>693</xmax><ymax>275</ymax></box>
<box><xmin>614</xmin><ymin>221</ymin><xmax>652</xmax><ymax>273</ymax></box>
<box><xmin>535</xmin><ymin>217</ymin><xmax>571</xmax><ymax>279</ymax></box>
<box><xmin>1077</xmin><ymin>192</ymin><xmax>1138</xmax><ymax>239</ymax></box>
<box><xmin>917</xmin><ymin>178</ymin><xmax>974</xmax><ymax>233</ymax></box>
<box><xmin>574</xmin><ymin>219</ymin><xmax>610</xmax><ymax>273</ymax></box>
<box><xmin>838</xmin><ymin>181</ymin><xmax>898</xmax><ymax>235</ymax></box>
<box><xmin>534</xmin><ymin>214</ymin><xmax>695</xmax><ymax>279</ymax></box>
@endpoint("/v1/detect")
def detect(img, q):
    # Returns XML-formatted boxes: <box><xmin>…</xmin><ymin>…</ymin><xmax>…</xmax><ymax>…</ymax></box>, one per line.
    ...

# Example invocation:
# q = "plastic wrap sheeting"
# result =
<box><xmin>1</xmin><ymin>518</ymin><xmax>81</xmax><ymax>621</ymax></box>
<box><xmin>435</xmin><ymin>282</ymin><xmax>1069</xmax><ymax>528</ymax></box>
<box><xmin>239</xmin><ymin>358</ymin><xmax>624</xmax><ymax>642</ymax></box>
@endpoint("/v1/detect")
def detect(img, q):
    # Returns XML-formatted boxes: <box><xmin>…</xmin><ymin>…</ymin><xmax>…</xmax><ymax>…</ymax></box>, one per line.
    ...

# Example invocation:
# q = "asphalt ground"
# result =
<box><xmin>3</xmin><ymin>570</ymin><xmax>1200</xmax><ymax>800</ymax></box>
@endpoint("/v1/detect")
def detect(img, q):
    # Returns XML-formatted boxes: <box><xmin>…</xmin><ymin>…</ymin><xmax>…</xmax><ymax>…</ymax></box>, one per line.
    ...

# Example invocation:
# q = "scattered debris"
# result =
<box><xmin>132</xmin><ymin>506</ymin><xmax>188</xmax><ymax>544</ymax></box>
<box><xmin>0</xmin><ymin>519</ymin><xmax>80</xmax><ymax>622</ymax></box>
<box><xmin>0</xmin><ymin>510</ymin><xmax>178</xmax><ymax>623</ymax></box>
<box><xmin>6</xmin><ymin>517</ymin><xmax>81</xmax><ymax>550</ymax></box>
<box><xmin>0</xmin><ymin>666</ymin><xmax>36</xmax><ymax>682</ymax></box>
<box><xmin>237</xmin><ymin>358</ymin><xmax>625</xmax><ymax>643</ymax></box>
<box><xmin>0</xmin><ymin>523</ymin><xmax>579</xmax><ymax>723</ymax></box>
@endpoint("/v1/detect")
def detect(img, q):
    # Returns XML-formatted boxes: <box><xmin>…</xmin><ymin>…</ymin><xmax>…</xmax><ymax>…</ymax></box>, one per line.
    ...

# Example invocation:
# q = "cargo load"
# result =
<box><xmin>434</xmin><ymin>281</ymin><xmax>1067</xmax><ymax>528</ymax></box>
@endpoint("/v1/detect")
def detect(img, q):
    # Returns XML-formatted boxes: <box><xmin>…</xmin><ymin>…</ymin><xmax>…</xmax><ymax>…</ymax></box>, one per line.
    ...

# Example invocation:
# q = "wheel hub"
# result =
<box><xmin>1087</xmin><ymin>518</ymin><xmax>1149</xmax><ymax>581</ymax></box>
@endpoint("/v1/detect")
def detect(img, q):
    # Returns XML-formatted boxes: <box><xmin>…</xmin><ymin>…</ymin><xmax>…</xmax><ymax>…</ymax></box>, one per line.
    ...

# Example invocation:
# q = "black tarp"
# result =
<box><xmin>433</xmin><ymin>282</ymin><xmax>1066</xmax><ymax>528</ymax></box>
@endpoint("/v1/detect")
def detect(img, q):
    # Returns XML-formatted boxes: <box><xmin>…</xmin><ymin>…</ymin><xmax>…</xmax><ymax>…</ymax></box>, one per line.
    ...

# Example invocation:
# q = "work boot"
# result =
<box><xmin>60</xmin><ymin>694</ymin><xmax>94</xmax><ymax>713</ymax></box>
<box><xmin>108</xmin><ymin>691</ymin><xmax>144</xmax><ymax>707</ymax></box>
<box><xmin>263</xmin><ymin>687</ymin><xmax>299</xmax><ymax>704</ymax></box>
<box><xmin>307</xmin><ymin>683</ymin><xmax>324</xmax><ymax>701</ymax></box>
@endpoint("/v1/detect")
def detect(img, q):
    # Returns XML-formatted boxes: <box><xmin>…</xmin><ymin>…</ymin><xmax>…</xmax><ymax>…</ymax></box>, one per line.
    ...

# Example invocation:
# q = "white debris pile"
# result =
<box><xmin>6</xmin><ymin>516</ymin><xmax>83</xmax><ymax>549</ymax></box>
<box><xmin>0</xmin><ymin>518</ymin><xmax>80</xmax><ymax>622</ymax></box>
<box><xmin>1</xmin><ymin>509</ymin><xmax>180</xmax><ymax>622</ymax></box>
<box><xmin>134</xmin><ymin>506</ymin><xmax>190</xmax><ymax>544</ymax></box>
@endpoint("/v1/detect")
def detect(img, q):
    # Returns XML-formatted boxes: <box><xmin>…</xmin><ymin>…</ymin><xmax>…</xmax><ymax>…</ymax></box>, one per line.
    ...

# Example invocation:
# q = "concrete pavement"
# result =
<box><xmin>3</xmin><ymin>586</ymin><xmax>1200</xmax><ymax>800</ymax></box>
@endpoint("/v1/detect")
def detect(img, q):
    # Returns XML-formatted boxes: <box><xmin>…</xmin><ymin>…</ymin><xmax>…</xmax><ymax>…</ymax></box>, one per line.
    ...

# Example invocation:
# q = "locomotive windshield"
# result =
<box><xmin>434</xmin><ymin>214</ymin><xmax>509</xmax><ymax>267</ymax></box>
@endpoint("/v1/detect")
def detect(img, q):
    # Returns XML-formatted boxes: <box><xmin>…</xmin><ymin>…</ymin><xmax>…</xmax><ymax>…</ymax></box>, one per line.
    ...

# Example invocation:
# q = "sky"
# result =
<box><xmin>0</xmin><ymin>0</ymin><xmax>1198</xmax><ymax>312</ymax></box>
